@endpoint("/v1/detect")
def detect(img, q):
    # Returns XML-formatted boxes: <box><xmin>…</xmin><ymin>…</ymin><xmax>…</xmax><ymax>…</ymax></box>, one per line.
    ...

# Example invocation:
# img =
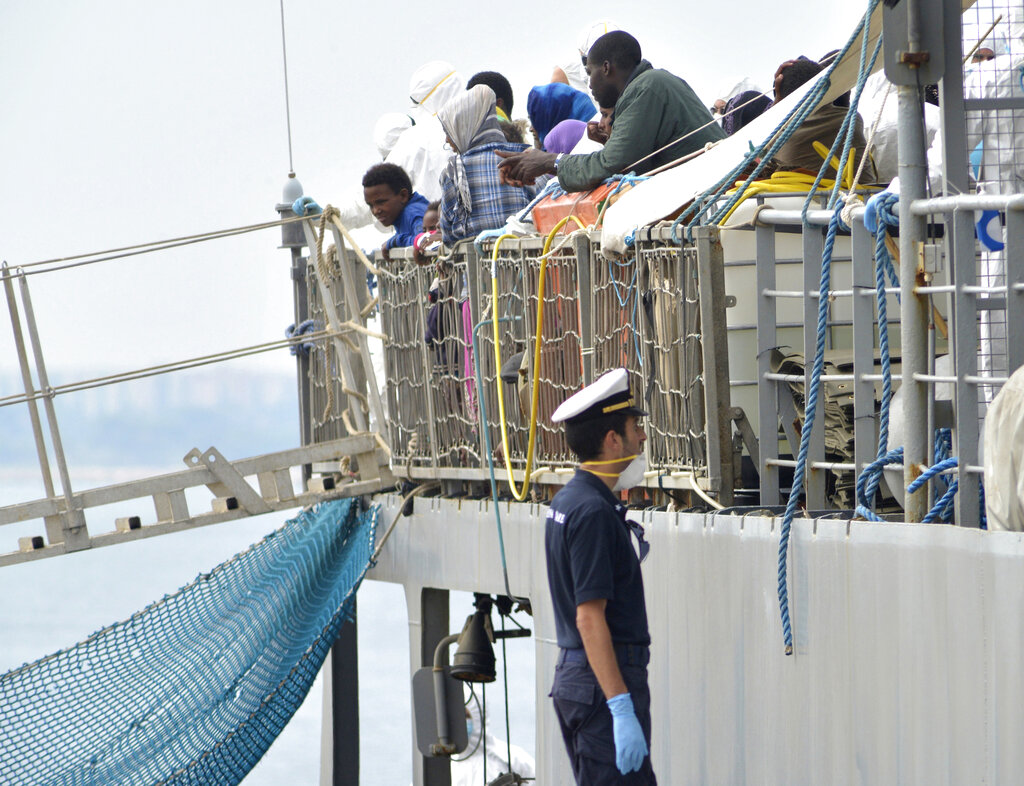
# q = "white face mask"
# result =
<box><xmin>613</xmin><ymin>453</ymin><xmax>647</xmax><ymax>491</ymax></box>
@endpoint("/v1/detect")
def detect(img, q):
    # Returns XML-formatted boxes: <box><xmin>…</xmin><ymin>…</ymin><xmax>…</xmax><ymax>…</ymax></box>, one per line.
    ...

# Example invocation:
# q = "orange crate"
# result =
<box><xmin>531</xmin><ymin>181</ymin><xmax>631</xmax><ymax>236</ymax></box>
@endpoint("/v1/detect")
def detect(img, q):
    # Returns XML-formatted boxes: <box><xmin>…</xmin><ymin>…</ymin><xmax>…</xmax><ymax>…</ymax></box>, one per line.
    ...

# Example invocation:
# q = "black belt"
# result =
<box><xmin>558</xmin><ymin>643</ymin><xmax>650</xmax><ymax>668</ymax></box>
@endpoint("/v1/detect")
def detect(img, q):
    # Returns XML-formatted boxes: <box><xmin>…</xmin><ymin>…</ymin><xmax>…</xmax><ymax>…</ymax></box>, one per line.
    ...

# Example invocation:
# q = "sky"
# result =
<box><xmin>0</xmin><ymin>0</ymin><xmax>868</xmax><ymax>378</ymax></box>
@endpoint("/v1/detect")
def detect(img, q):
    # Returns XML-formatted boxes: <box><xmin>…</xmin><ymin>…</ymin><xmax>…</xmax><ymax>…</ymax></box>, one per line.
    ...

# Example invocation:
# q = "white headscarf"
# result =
<box><xmin>409</xmin><ymin>60</ymin><xmax>465</xmax><ymax>116</ymax></box>
<box><xmin>373</xmin><ymin>112</ymin><xmax>414</xmax><ymax>159</ymax></box>
<box><xmin>437</xmin><ymin>85</ymin><xmax>505</xmax><ymax>213</ymax></box>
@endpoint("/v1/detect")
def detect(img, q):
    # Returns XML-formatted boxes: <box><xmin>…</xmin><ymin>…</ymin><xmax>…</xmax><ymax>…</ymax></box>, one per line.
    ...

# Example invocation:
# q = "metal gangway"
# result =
<box><xmin>0</xmin><ymin>192</ymin><xmax>394</xmax><ymax>568</ymax></box>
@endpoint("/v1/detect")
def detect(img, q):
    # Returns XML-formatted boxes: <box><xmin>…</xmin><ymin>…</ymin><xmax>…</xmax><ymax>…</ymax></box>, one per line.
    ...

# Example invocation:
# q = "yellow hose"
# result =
<box><xmin>492</xmin><ymin>215</ymin><xmax>587</xmax><ymax>500</ymax></box>
<box><xmin>717</xmin><ymin>146</ymin><xmax>870</xmax><ymax>226</ymax></box>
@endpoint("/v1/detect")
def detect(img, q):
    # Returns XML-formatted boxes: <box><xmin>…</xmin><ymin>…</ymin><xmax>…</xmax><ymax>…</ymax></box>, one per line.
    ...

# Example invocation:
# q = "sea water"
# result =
<box><xmin>0</xmin><ymin>469</ymin><xmax>537</xmax><ymax>784</ymax></box>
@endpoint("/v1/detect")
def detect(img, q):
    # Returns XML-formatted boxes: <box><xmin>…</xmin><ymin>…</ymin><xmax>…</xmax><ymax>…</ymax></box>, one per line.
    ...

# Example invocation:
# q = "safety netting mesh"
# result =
<box><xmin>0</xmin><ymin>497</ymin><xmax>378</xmax><ymax>785</ymax></box>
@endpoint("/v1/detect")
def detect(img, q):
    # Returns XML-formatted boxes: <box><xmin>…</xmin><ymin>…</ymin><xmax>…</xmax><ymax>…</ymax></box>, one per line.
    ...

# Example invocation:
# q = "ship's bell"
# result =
<box><xmin>450</xmin><ymin>611</ymin><xmax>496</xmax><ymax>683</ymax></box>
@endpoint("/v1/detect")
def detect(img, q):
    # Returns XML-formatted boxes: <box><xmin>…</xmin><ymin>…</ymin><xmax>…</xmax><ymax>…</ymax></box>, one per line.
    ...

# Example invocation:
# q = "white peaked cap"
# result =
<box><xmin>551</xmin><ymin>367</ymin><xmax>647</xmax><ymax>424</ymax></box>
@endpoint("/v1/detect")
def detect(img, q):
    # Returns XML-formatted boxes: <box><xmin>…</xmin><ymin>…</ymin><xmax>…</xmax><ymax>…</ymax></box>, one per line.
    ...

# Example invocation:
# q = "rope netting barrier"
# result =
<box><xmin>0</xmin><ymin>497</ymin><xmax>378</xmax><ymax>785</ymax></box>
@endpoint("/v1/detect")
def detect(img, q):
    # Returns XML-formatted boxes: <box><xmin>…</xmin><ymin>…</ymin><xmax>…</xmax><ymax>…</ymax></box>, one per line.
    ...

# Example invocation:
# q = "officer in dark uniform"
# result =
<box><xmin>545</xmin><ymin>367</ymin><xmax>656</xmax><ymax>784</ymax></box>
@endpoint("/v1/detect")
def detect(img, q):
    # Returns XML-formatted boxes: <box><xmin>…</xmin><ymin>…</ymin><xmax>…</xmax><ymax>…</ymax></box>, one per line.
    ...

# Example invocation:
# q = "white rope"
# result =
<box><xmin>840</xmin><ymin>82</ymin><xmax>892</xmax><ymax>228</ymax></box>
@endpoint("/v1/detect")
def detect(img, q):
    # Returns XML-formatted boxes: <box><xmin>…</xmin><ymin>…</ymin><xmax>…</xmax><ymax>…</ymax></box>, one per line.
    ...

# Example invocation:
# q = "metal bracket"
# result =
<box><xmin>730</xmin><ymin>407</ymin><xmax>760</xmax><ymax>469</ymax></box>
<box><xmin>184</xmin><ymin>447</ymin><xmax>273</xmax><ymax>515</ymax></box>
<box><xmin>882</xmin><ymin>0</ymin><xmax>945</xmax><ymax>85</ymax></box>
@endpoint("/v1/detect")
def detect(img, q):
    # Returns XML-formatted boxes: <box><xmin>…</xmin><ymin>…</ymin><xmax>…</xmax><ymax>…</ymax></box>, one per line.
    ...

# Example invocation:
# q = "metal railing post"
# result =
<box><xmin>851</xmin><ymin>223</ymin><xmax>878</xmax><ymax>495</ymax></box>
<box><xmin>695</xmin><ymin>226</ymin><xmax>734</xmax><ymax>505</ymax></box>
<box><xmin>575</xmin><ymin>234</ymin><xmax>594</xmax><ymax>386</ymax></box>
<box><xmin>755</xmin><ymin>222</ymin><xmax>781</xmax><ymax>505</ymax></box>
<box><xmin>15</xmin><ymin>271</ymin><xmax>89</xmax><ymax>550</ymax></box>
<box><xmin>2</xmin><ymin>263</ymin><xmax>58</xmax><ymax>521</ymax></box>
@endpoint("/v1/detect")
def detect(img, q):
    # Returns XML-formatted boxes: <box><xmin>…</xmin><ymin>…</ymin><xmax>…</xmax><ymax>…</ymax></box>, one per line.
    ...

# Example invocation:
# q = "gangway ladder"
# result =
<box><xmin>0</xmin><ymin>434</ymin><xmax>395</xmax><ymax>567</ymax></box>
<box><xmin>1</xmin><ymin>254</ymin><xmax>396</xmax><ymax>567</ymax></box>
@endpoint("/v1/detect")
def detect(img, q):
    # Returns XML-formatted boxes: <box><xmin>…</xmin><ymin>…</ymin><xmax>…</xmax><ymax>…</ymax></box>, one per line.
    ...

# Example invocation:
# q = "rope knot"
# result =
<box><xmin>839</xmin><ymin>192</ymin><xmax>864</xmax><ymax>232</ymax></box>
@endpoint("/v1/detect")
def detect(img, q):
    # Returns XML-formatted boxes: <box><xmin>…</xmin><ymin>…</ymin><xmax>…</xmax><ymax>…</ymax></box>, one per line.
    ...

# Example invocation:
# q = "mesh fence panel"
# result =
<box><xmin>591</xmin><ymin>242</ymin><xmax>643</xmax><ymax>382</ymax></box>
<box><xmin>426</xmin><ymin>245</ymin><xmax>480</xmax><ymax>467</ymax></box>
<box><xmin>0</xmin><ymin>498</ymin><xmax>377</xmax><ymax>785</ymax></box>
<box><xmin>377</xmin><ymin>252</ymin><xmax>433</xmax><ymax>465</ymax></box>
<box><xmin>523</xmin><ymin>237</ymin><xmax>582</xmax><ymax>466</ymax></box>
<box><xmin>477</xmin><ymin>239</ymin><xmax>532</xmax><ymax>468</ymax></box>
<box><xmin>307</xmin><ymin>255</ymin><xmax>352</xmax><ymax>445</ymax></box>
<box><xmin>635</xmin><ymin>237</ymin><xmax>707</xmax><ymax>470</ymax></box>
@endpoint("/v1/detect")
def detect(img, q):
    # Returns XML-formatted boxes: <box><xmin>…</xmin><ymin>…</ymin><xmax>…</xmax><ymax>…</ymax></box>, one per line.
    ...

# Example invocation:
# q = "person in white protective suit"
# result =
<box><xmin>450</xmin><ymin>699</ymin><xmax>535</xmax><ymax>786</ymax></box>
<box><xmin>551</xmin><ymin>19</ymin><xmax>620</xmax><ymax>96</ymax></box>
<box><xmin>299</xmin><ymin>62</ymin><xmax>464</xmax><ymax>233</ymax></box>
<box><xmin>984</xmin><ymin>363</ymin><xmax>1024</xmax><ymax>531</ymax></box>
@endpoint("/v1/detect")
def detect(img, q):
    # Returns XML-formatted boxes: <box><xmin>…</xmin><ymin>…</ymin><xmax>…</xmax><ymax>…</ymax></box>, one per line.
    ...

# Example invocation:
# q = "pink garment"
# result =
<box><xmin>462</xmin><ymin>300</ymin><xmax>478</xmax><ymax>423</ymax></box>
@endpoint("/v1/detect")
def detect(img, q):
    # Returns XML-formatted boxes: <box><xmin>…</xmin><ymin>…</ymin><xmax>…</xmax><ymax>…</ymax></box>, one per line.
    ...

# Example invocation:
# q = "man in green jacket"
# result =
<box><xmin>497</xmin><ymin>31</ymin><xmax>724</xmax><ymax>192</ymax></box>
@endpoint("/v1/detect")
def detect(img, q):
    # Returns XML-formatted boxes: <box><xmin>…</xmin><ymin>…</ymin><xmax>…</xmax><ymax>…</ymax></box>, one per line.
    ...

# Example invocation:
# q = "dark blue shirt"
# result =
<box><xmin>385</xmin><ymin>191</ymin><xmax>429</xmax><ymax>250</ymax></box>
<box><xmin>545</xmin><ymin>469</ymin><xmax>650</xmax><ymax>650</ymax></box>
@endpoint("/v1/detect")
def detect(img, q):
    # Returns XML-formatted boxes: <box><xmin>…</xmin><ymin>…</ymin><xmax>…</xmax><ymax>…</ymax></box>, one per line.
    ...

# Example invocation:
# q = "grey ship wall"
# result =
<box><xmin>370</xmin><ymin>493</ymin><xmax>1024</xmax><ymax>784</ymax></box>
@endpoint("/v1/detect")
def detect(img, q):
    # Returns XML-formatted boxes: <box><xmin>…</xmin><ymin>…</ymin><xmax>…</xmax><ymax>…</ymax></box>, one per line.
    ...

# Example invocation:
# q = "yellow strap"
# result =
<box><xmin>602</xmin><ymin>399</ymin><xmax>634</xmax><ymax>414</ymax></box>
<box><xmin>414</xmin><ymin>71</ymin><xmax>456</xmax><ymax>112</ymax></box>
<box><xmin>581</xmin><ymin>453</ymin><xmax>639</xmax><ymax>476</ymax></box>
<box><xmin>493</xmin><ymin>215</ymin><xmax>587</xmax><ymax>501</ymax></box>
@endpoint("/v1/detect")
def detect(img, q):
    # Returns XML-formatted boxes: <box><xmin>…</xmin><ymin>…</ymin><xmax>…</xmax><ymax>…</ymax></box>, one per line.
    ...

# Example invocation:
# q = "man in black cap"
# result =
<box><xmin>545</xmin><ymin>368</ymin><xmax>656</xmax><ymax>784</ymax></box>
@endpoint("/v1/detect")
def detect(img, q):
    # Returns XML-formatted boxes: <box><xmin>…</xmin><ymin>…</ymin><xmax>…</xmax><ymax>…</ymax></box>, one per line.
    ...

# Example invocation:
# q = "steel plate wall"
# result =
<box><xmin>370</xmin><ymin>495</ymin><xmax>1024</xmax><ymax>785</ymax></box>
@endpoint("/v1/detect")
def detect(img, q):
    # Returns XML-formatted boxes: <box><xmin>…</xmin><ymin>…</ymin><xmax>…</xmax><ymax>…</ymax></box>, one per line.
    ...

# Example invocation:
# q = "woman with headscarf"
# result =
<box><xmin>527</xmin><ymin>83</ymin><xmax>597</xmax><ymax>149</ymax></box>
<box><xmin>721</xmin><ymin>91</ymin><xmax>772</xmax><ymax>136</ymax></box>
<box><xmin>435</xmin><ymin>85</ymin><xmax>535</xmax><ymax>424</ymax></box>
<box><xmin>437</xmin><ymin>84</ymin><xmax>536</xmax><ymax>245</ymax></box>
<box><xmin>543</xmin><ymin>119</ymin><xmax>588</xmax><ymax>154</ymax></box>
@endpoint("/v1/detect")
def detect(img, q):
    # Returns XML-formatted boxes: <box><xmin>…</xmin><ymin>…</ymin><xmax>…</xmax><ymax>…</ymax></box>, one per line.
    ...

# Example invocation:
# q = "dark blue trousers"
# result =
<box><xmin>550</xmin><ymin>648</ymin><xmax>657</xmax><ymax>785</ymax></box>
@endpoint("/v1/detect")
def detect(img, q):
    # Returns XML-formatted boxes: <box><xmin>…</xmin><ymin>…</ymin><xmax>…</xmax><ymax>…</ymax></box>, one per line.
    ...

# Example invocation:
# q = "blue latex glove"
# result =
<box><xmin>292</xmin><ymin>195</ymin><xmax>321</xmax><ymax>217</ymax></box>
<box><xmin>606</xmin><ymin>692</ymin><xmax>647</xmax><ymax>774</ymax></box>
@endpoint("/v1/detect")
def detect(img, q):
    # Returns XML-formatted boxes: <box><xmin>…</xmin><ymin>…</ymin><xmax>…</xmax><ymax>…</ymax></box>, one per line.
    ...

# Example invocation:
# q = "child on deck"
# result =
<box><xmin>362</xmin><ymin>163</ymin><xmax>429</xmax><ymax>259</ymax></box>
<box><xmin>413</xmin><ymin>200</ymin><xmax>441</xmax><ymax>266</ymax></box>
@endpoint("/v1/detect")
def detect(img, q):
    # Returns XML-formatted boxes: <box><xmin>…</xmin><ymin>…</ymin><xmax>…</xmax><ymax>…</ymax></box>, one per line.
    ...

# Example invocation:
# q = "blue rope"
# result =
<box><xmin>931</xmin><ymin>480</ymin><xmax>959</xmax><ymax>523</ymax></box>
<box><xmin>671</xmin><ymin>1</ymin><xmax>879</xmax><ymax>246</ymax></box>
<box><xmin>471</xmin><ymin>316</ymin><xmax>520</xmax><ymax>602</ymax></box>
<box><xmin>801</xmin><ymin>25</ymin><xmax>883</xmax><ymax>221</ymax></box>
<box><xmin>980</xmin><ymin>480</ymin><xmax>988</xmax><ymax>529</ymax></box>
<box><xmin>863</xmin><ymin>195</ymin><xmax>901</xmax><ymax>508</ymax></box>
<box><xmin>933</xmin><ymin>428</ymin><xmax>952</xmax><ymax>493</ymax></box>
<box><xmin>855</xmin><ymin>447</ymin><xmax>904</xmax><ymax>515</ymax></box>
<box><xmin>605</xmin><ymin>257</ymin><xmax>644</xmax><ymax>366</ymax></box>
<box><xmin>777</xmin><ymin>206</ymin><xmax>843</xmax><ymax>654</ymax></box>
<box><xmin>906</xmin><ymin>457</ymin><xmax>959</xmax><ymax>523</ymax></box>
<box><xmin>285</xmin><ymin>319</ymin><xmax>319</xmax><ymax>356</ymax></box>
<box><xmin>476</xmin><ymin>173</ymin><xmax>650</xmax><ymax>252</ymax></box>
<box><xmin>906</xmin><ymin>457</ymin><xmax>959</xmax><ymax>494</ymax></box>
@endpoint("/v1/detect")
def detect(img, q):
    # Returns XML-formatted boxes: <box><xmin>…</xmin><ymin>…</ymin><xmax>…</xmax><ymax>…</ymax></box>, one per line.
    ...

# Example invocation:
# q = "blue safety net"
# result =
<box><xmin>0</xmin><ymin>497</ymin><xmax>378</xmax><ymax>785</ymax></box>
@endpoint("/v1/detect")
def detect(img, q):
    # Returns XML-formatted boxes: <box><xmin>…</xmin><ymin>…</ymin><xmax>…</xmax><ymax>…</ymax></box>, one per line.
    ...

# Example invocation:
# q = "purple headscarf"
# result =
<box><xmin>543</xmin><ymin>119</ymin><xmax>587</xmax><ymax>154</ymax></box>
<box><xmin>722</xmin><ymin>90</ymin><xmax>772</xmax><ymax>136</ymax></box>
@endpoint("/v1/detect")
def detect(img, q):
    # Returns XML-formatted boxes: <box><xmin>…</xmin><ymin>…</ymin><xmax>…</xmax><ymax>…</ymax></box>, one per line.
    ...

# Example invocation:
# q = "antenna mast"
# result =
<box><xmin>279</xmin><ymin>0</ymin><xmax>295</xmax><ymax>176</ymax></box>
